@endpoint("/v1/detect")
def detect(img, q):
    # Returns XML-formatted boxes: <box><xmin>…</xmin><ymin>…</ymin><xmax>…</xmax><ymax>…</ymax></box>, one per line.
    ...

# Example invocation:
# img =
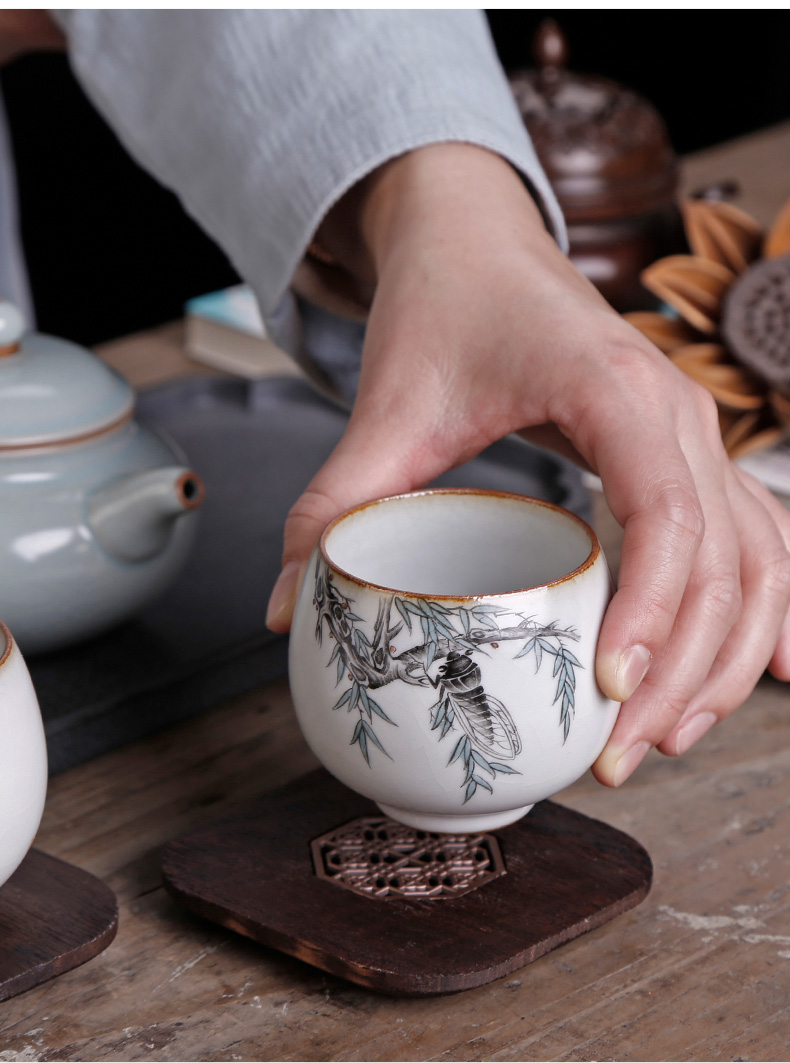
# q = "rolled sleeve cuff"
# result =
<box><xmin>55</xmin><ymin>9</ymin><xmax>565</xmax><ymax>322</ymax></box>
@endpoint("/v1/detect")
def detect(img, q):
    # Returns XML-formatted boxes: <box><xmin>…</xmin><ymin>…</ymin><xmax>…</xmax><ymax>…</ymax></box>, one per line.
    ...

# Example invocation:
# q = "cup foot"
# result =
<box><xmin>375</xmin><ymin>802</ymin><xmax>535</xmax><ymax>834</ymax></box>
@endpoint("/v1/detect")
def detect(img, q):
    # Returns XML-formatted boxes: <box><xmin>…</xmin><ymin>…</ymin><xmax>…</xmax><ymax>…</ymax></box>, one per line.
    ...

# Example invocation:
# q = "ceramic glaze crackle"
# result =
<box><xmin>289</xmin><ymin>490</ymin><xmax>619</xmax><ymax>833</ymax></box>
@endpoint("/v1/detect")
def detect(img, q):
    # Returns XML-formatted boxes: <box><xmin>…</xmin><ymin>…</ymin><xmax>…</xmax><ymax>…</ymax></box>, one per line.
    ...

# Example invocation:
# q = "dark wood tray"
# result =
<box><xmin>162</xmin><ymin>769</ymin><xmax>652</xmax><ymax>996</ymax></box>
<box><xmin>0</xmin><ymin>849</ymin><xmax>118</xmax><ymax>1002</ymax></box>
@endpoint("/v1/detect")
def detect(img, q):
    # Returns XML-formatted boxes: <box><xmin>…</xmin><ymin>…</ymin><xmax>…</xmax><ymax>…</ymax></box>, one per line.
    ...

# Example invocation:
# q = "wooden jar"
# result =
<box><xmin>509</xmin><ymin>21</ymin><xmax>685</xmax><ymax>311</ymax></box>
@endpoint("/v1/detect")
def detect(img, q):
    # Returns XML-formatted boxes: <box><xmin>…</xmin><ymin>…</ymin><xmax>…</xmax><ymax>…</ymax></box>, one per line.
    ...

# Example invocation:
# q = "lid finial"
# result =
<box><xmin>533</xmin><ymin>19</ymin><xmax>568</xmax><ymax>87</ymax></box>
<box><xmin>0</xmin><ymin>300</ymin><xmax>26</xmax><ymax>356</ymax></box>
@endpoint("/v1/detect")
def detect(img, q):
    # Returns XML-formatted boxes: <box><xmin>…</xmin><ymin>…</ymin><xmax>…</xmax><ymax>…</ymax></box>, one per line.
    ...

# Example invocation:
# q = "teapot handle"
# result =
<box><xmin>0</xmin><ymin>300</ymin><xmax>26</xmax><ymax>356</ymax></box>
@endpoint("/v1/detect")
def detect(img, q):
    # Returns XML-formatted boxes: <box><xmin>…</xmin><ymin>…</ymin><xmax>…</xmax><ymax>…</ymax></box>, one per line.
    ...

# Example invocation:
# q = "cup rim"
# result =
<box><xmin>319</xmin><ymin>488</ymin><xmax>601</xmax><ymax>599</ymax></box>
<box><xmin>0</xmin><ymin>620</ymin><xmax>12</xmax><ymax>670</ymax></box>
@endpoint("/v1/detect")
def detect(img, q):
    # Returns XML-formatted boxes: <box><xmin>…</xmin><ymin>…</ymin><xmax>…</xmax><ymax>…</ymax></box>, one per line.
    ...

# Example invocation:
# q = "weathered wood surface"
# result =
<box><xmin>1</xmin><ymin>666</ymin><xmax>788</xmax><ymax>1061</ymax></box>
<box><xmin>1</xmin><ymin>127</ymin><xmax>789</xmax><ymax>1061</ymax></box>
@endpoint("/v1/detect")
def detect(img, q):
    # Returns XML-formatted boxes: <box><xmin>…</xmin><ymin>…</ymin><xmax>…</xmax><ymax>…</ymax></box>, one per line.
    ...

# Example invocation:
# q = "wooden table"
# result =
<box><xmin>2</xmin><ymin>125</ymin><xmax>790</xmax><ymax>1063</ymax></box>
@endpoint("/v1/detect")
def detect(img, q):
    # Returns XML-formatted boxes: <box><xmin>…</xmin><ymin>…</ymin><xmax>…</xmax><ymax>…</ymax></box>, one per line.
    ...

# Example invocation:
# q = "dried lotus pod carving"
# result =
<box><xmin>625</xmin><ymin>193</ymin><xmax>790</xmax><ymax>459</ymax></box>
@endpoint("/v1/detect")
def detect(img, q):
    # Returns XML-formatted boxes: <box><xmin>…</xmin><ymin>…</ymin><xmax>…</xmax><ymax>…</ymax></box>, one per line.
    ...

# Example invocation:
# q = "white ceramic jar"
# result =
<box><xmin>0</xmin><ymin>620</ymin><xmax>47</xmax><ymax>887</ymax></box>
<box><xmin>290</xmin><ymin>490</ymin><xmax>619</xmax><ymax>833</ymax></box>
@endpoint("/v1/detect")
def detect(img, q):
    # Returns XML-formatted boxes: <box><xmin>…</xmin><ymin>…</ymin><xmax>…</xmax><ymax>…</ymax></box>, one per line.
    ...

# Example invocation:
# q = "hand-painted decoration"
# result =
<box><xmin>312</xmin><ymin>560</ymin><xmax>582</xmax><ymax>804</ymax></box>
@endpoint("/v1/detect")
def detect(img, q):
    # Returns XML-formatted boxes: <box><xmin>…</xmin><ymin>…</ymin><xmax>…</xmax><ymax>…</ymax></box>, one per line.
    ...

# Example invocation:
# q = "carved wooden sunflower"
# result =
<box><xmin>624</xmin><ymin>196</ymin><xmax>790</xmax><ymax>459</ymax></box>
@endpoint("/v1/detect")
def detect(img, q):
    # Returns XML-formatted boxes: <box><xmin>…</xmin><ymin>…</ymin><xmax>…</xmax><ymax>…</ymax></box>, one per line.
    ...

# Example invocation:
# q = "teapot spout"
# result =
<box><xmin>87</xmin><ymin>466</ymin><xmax>205</xmax><ymax>563</ymax></box>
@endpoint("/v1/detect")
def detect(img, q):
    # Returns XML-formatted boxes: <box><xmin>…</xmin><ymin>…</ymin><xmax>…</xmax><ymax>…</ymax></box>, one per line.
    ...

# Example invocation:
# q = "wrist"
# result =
<box><xmin>313</xmin><ymin>142</ymin><xmax>552</xmax><ymax>289</ymax></box>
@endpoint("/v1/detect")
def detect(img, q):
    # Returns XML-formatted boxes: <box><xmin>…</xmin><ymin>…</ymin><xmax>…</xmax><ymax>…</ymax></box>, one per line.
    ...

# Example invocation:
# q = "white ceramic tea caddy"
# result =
<box><xmin>0</xmin><ymin>620</ymin><xmax>47</xmax><ymax>888</ymax></box>
<box><xmin>0</xmin><ymin>301</ymin><xmax>205</xmax><ymax>654</ymax></box>
<box><xmin>290</xmin><ymin>489</ymin><xmax>619</xmax><ymax>833</ymax></box>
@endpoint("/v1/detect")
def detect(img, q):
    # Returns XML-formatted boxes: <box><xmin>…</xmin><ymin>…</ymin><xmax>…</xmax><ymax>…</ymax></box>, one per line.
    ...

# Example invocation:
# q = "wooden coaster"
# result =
<box><xmin>162</xmin><ymin>769</ymin><xmax>652</xmax><ymax>996</ymax></box>
<box><xmin>0</xmin><ymin>849</ymin><xmax>118</xmax><ymax>1002</ymax></box>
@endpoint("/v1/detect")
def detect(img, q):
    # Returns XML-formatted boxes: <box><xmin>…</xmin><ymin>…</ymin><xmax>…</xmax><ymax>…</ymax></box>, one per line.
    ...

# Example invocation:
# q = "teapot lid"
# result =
<box><xmin>508</xmin><ymin>21</ymin><xmax>678</xmax><ymax>223</ymax></box>
<box><xmin>0</xmin><ymin>302</ymin><xmax>134</xmax><ymax>449</ymax></box>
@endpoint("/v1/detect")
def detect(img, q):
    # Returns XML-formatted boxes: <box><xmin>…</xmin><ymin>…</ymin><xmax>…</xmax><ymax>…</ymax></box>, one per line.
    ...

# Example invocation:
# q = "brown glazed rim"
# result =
<box><xmin>319</xmin><ymin>488</ymin><xmax>601</xmax><ymax>600</ymax></box>
<box><xmin>0</xmin><ymin>620</ymin><xmax>13</xmax><ymax>670</ymax></box>
<box><xmin>0</xmin><ymin>408</ymin><xmax>134</xmax><ymax>453</ymax></box>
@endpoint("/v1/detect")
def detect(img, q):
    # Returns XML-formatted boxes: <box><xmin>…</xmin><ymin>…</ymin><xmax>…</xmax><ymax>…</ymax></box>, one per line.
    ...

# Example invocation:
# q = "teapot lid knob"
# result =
<box><xmin>0</xmin><ymin>301</ymin><xmax>26</xmax><ymax>356</ymax></box>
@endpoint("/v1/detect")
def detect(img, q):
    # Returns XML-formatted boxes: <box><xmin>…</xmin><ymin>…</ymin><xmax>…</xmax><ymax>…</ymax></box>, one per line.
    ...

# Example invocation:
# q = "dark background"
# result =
<box><xmin>2</xmin><ymin>11</ymin><xmax>789</xmax><ymax>346</ymax></box>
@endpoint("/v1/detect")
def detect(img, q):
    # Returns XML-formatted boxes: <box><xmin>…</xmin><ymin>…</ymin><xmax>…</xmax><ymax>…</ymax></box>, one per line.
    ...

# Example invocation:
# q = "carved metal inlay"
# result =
<box><xmin>311</xmin><ymin>816</ymin><xmax>506</xmax><ymax>900</ymax></box>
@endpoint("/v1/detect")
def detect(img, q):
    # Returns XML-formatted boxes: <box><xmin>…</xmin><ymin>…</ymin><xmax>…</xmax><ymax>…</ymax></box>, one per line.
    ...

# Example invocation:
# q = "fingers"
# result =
<box><xmin>593</xmin><ymin>452</ymin><xmax>790</xmax><ymax>785</ymax></box>
<box><xmin>574</xmin><ymin>356</ymin><xmax>790</xmax><ymax>785</ymax></box>
<box><xmin>656</xmin><ymin>468</ymin><xmax>790</xmax><ymax>754</ymax></box>
<box><xmin>743</xmin><ymin>471</ymin><xmax>790</xmax><ymax>680</ymax></box>
<box><xmin>592</xmin><ymin>406</ymin><xmax>742</xmax><ymax>784</ymax></box>
<box><xmin>265</xmin><ymin>374</ymin><xmax>458</xmax><ymax>633</ymax></box>
<box><xmin>266</xmin><ymin>423</ymin><xmax>416</xmax><ymax>632</ymax></box>
<box><xmin>588</xmin><ymin>374</ymin><xmax>714</xmax><ymax>706</ymax></box>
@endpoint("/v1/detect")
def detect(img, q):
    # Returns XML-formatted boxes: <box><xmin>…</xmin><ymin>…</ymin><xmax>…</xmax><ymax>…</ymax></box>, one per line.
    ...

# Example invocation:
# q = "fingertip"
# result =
<box><xmin>658</xmin><ymin>710</ymin><xmax>718</xmax><ymax>756</ymax></box>
<box><xmin>265</xmin><ymin>560</ymin><xmax>306</xmax><ymax>633</ymax></box>
<box><xmin>593</xmin><ymin>739</ymin><xmax>651</xmax><ymax>788</ymax></box>
<box><xmin>596</xmin><ymin>643</ymin><xmax>652</xmax><ymax>702</ymax></box>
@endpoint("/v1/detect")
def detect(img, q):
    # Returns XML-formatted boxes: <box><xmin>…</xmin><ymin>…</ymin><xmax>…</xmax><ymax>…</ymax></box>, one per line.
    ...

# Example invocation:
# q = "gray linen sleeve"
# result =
<box><xmin>54</xmin><ymin>9</ymin><xmax>566</xmax><ymax>325</ymax></box>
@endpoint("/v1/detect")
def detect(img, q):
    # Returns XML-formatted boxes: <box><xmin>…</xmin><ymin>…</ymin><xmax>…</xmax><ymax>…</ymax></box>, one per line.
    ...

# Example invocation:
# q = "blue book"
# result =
<box><xmin>185</xmin><ymin>285</ymin><xmax>300</xmax><ymax>379</ymax></box>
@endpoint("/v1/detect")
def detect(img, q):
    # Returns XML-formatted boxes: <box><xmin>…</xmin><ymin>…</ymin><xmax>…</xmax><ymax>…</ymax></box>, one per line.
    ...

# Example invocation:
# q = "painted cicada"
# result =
<box><xmin>434</xmin><ymin>651</ymin><xmax>522</xmax><ymax>761</ymax></box>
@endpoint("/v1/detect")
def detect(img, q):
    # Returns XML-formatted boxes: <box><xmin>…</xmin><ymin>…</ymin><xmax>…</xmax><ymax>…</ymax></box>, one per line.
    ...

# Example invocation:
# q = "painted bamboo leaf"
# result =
<box><xmin>394</xmin><ymin>597</ymin><xmax>413</xmax><ymax>632</ymax></box>
<box><xmin>358</xmin><ymin>685</ymin><xmax>373</xmax><ymax>720</ymax></box>
<box><xmin>450</xmin><ymin>735</ymin><xmax>467</xmax><ymax>765</ymax></box>
<box><xmin>332</xmin><ymin>688</ymin><xmax>353</xmax><ymax>711</ymax></box>
<box><xmin>367</xmin><ymin>696</ymin><xmax>396</xmax><ymax>725</ymax></box>
<box><xmin>471</xmin><ymin>750</ymin><xmax>496</xmax><ymax>777</ymax></box>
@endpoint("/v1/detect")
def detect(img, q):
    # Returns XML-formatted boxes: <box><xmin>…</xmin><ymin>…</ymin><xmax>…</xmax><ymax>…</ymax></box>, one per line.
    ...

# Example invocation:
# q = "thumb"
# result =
<box><xmin>265</xmin><ymin>416</ymin><xmax>440</xmax><ymax>632</ymax></box>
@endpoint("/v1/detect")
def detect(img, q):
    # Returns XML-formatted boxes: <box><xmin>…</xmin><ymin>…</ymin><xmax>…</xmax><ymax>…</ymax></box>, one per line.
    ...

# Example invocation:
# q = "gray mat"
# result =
<box><xmin>29</xmin><ymin>375</ymin><xmax>589</xmax><ymax>774</ymax></box>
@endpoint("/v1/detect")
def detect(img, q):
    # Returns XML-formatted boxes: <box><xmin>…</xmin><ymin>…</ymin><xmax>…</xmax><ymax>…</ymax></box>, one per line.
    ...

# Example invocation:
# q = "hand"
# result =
<box><xmin>265</xmin><ymin>143</ymin><xmax>790</xmax><ymax>786</ymax></box>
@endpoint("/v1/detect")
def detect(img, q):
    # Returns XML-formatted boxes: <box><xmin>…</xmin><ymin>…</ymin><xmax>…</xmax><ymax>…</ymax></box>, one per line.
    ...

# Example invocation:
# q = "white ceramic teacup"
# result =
<box><xmin>289</xmin><ymin>490</ymin><xmax>619</xmax><ymax>833</ymax></box>
<box><xmin>0</xmin><ymin>620</ymin><xmax>48</xmax><ymax>887</ymax></box>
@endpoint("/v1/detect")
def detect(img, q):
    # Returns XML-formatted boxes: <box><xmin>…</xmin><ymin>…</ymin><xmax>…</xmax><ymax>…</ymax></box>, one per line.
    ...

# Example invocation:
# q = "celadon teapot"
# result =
<box><xmin>0</xmin><ymin>301</ymin><xmax>205</xmax><ymax>654</ymax></box>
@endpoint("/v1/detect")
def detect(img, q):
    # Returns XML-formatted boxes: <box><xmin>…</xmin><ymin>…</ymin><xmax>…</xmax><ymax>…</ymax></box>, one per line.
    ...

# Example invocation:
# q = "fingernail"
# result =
<box><xmin>614</xmin><ymin>644</ymin><xmax>652</xmax><ymax>702</ymax></box>
<box><xmin>266</xmin><ymin>560</ymin><xmax>304</xmax><ymax>631</ymax></box>
<box><xmin>675</xmin><ymin>711</ymin><xmax>717</xmax><ymax>755</ymax></box>
<box><xmin>612</xmin><ymin>741</ymin><xmax>651</xmax><ymax>787</ymax></box>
